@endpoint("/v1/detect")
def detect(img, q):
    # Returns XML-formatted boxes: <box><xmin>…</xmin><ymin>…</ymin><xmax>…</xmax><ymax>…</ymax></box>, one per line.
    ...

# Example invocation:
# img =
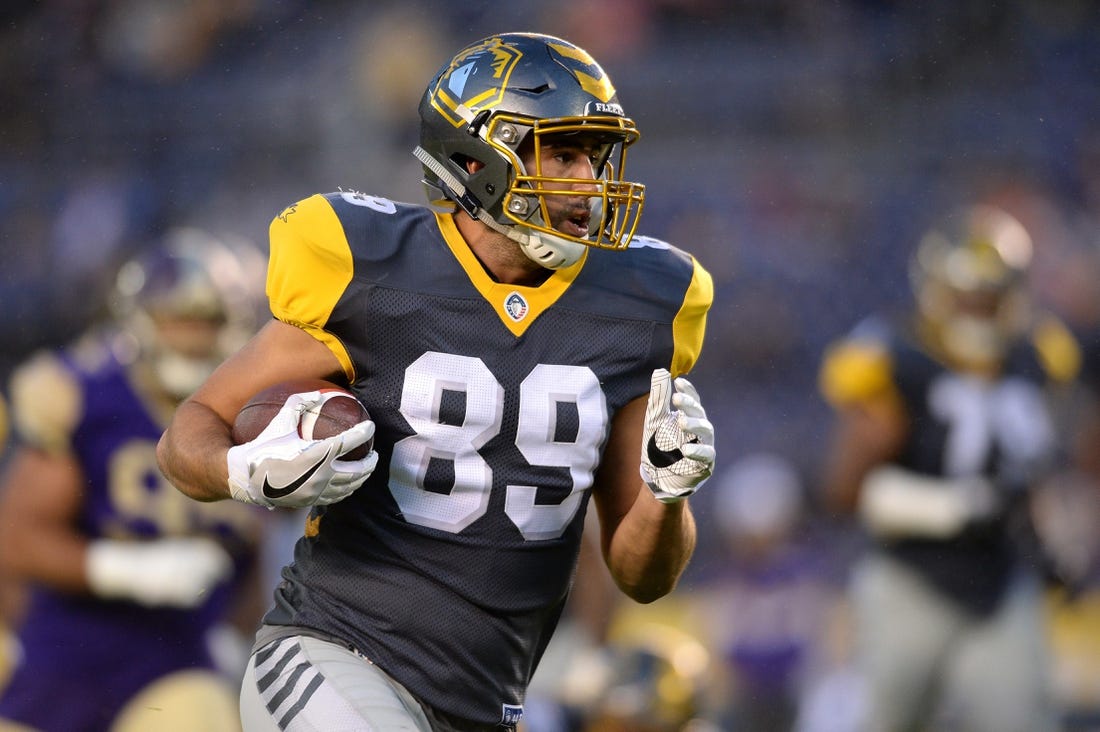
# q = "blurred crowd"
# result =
<box><xmin>2</xmin><ymin>0</ymin><xmax>1100</xmax><ymax>730</ymax></box>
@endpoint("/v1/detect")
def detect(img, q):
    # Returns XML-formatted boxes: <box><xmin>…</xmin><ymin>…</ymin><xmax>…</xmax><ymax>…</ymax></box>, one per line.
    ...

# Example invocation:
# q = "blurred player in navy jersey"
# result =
<box><xmin>819</xmin><ymin>205</ymin><xmax>1078</xmax><ymax>732</ymax></box>
<box><xmin>0</xmin><ymin>229</ymin><xmax>267</xmax><ymax>732</ymax></box>
<box><xmin>157</xmin><ymin>32</ymin><xmax>715</xmax><ymax>732</ymax></box>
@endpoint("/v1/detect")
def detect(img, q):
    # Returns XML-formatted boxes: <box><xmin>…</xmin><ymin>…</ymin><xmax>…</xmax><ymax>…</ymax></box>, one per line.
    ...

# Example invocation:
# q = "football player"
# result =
<box><xmin>818</xmin><ymin>204</ymin><xmax>1077</xmax><ymax>732</ymax></box>
<box><xmin>157</xmin><ymin>32</ymin><xmax>715</xmax><ymax>732</ymax></box>
<box><xmin>0</xmin><ymin>230</ymin><xmax>267</xmax><ymax>732</ymax></box>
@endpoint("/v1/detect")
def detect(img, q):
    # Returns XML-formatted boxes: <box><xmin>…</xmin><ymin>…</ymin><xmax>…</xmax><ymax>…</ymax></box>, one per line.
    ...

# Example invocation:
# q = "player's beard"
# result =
<box><xmin>545</xmin><ymin>194</ymin><xmax>594</xmax><ymax>240</ymax></box>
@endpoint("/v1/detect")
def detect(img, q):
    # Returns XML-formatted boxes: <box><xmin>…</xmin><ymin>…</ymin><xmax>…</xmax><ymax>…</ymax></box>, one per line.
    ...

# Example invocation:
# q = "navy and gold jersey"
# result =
<box><xmin>258</xmin><ymin>191</ymin><xmax>712</xmax><ymax>725</ymax></box>
<box><xmin>820</xmin><ymin>314</ymin><xmax>1077</xmax><ymax>615</ymax></box>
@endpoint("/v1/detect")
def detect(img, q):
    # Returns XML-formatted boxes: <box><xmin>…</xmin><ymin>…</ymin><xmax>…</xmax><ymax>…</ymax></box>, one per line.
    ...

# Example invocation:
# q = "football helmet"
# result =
<box><xmin>583</xmin><ymin>623</ymin><xmax>712</xmax><ymax>732</ymax></box>
<box><xmin>414</xmin><ymin>32</ymin><xmax>645</xmax><ymax>269</ymax></box>
<box><xmin>111</xmin><ymin>228</ymin><xmax>262</xmax><ymax>400</ymax></box>
<box><xmin>910</xmin><ymin>204</ymin><xmax>1033</xmax><ymax>371</ymax></box>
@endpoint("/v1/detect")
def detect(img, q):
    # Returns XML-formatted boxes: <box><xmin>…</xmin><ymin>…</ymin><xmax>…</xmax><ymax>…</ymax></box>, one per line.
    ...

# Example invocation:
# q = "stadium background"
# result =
<box><xmin>2</xmin><ymin>0</ymin><xmax>1100</xmax><ymax>727</ymax></box>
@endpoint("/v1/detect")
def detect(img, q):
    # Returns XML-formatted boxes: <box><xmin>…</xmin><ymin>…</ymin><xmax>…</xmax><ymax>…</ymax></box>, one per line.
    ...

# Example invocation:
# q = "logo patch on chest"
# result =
<box><xmin>504</xmin><ymin>292</ymin><xmax>529</xmax><ymax>322</ymax></box>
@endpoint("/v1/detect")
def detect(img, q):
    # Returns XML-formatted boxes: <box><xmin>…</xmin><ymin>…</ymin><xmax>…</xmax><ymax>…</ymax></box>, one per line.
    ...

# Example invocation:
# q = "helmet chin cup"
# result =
<box><xmin>154</xmin><ymin>351</ymin><xmax>220</xmax><ymax>400</ymax></box>
<box><xmin>517</xmin><ymin>227</ymin><xmax>586</xmax><ymax>269</ymax></box>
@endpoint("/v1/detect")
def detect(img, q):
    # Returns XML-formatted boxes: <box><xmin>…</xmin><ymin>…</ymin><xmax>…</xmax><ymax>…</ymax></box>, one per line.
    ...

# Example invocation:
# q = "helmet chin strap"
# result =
<box><xmin>413</xmin><ymin>145</ymin><xmax>585</xmax><ymax>270</ymax></box>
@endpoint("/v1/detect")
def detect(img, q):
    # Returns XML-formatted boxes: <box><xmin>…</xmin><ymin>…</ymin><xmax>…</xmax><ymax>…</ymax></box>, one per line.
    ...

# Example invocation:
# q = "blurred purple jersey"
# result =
<box><xmin>0</xmin><ymin>339</ymin><xmax>258</xmax><ymax>732</ymax></box>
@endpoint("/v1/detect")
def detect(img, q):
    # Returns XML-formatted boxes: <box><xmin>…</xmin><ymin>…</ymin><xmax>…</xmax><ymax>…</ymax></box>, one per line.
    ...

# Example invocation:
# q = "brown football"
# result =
<box><xmin>232</xmin><ymin>378</ymin><xmax>373</xmax><ymax>460</ymax></box>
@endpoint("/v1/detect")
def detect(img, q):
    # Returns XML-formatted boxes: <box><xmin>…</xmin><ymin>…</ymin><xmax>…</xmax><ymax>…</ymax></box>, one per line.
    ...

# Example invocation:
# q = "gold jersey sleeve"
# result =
<box><xmin>819</xmin><ymin>339</ymin><xmax>896</xmax><ymax>408</ymax></box>
<box><xmin>267</xmin><ymin>194</ymin><xmax>358</xmax><ymax>381</ymax></box>
<box><xmin>671</xmin><ymin>257</ymin><xmax>713</xmax><ymax>378</ymax></box>
<box><xmin>1032</xmin><ymin>314</ymin><xmax>1081</xmax><ymax>385</ymax></box>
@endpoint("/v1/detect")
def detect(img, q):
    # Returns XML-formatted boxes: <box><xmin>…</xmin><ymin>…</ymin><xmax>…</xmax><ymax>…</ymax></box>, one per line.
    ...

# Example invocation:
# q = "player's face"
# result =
<box><xmin>152</xmin><ymin>313</ymin><xmax>225</xmax><ymax>360</ymax></box>
<box><xmin>952</xmin><ymin>289</ymin><xmax>1001</xmax><ymax>320</ymax></box>
<box><xmin>144</xmin><ymin>312</ymin><xmax>229</xmax><ymax>400</ymax></box>
<box><xmin>522</xmin><ymin>134</ymin><xmax>607</xmax><ymax>240</ymax></box>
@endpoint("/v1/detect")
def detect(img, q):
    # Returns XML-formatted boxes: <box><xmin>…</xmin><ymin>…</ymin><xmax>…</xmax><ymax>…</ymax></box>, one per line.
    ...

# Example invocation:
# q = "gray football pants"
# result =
<box><xmin>239</xmin><ymin>635</ymin><xmax>433</xmax><ymax>732</ymax></box>
<box><xmin>851</xmin><ymin>554</ymin><xmax>1057</xmax><ymax>732</ymax></box>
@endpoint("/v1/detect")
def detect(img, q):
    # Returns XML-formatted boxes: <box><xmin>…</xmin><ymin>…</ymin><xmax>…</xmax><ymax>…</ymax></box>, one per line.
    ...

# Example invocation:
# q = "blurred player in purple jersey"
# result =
<box><xmin>157</xmin><ymin>32</ymin><xmax>715</xmax><ymax>732</ymax></box>
<box><xmin>0</xmin><ymin>229</ymin><xmax>267</xmax><ymax>732</ymax></box>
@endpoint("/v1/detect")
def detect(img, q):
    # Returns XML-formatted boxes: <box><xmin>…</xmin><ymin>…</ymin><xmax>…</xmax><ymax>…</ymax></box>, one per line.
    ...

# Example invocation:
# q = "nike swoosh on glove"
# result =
<box><xmin>640</xmin><ymin>369</ymin><xmax>715</xmax><ymax>503</ymax></box>
<box><xmin>227</xmin><ymin>390</ymin><xmax>378</xmax><ymax>509</ymax></box>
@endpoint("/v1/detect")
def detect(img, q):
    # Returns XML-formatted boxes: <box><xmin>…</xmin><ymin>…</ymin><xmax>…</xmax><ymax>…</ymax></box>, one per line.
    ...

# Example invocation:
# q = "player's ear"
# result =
<box><xmin>458</xmin><ymin>155</ymin><xmax>484</xmax><ymax>174</ymax></box>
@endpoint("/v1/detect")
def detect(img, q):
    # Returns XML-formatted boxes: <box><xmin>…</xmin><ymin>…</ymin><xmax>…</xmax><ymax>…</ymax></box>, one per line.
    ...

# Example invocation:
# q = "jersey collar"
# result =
<box><xmin>435</xmin><ymin>212</ymin><xmax>585</xmax><ymax>336</ymax></box>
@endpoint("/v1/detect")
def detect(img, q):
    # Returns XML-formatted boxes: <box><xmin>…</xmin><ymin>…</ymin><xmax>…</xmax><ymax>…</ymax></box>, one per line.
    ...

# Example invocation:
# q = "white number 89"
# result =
<box><xmin>388</xmin><ymin>353</ymin><xmax>608</xmax><ymax>541</ymax></box>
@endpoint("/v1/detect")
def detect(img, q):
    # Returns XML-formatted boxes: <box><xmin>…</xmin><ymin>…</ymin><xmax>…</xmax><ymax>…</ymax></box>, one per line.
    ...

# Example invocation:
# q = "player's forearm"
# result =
<box><xmin>0</xmin><ymin>524</ymin><xmax>90</xmax><ymax>594</ymax></box>
<box><xmin>157</xmin><ymin>399</ymin><xmax>235</xmax><ymax>502</ymax></box>
<box><xmin>605</xmin><ymin>487</ymin><xmax>696</xmax><ymax>604</ymax></box>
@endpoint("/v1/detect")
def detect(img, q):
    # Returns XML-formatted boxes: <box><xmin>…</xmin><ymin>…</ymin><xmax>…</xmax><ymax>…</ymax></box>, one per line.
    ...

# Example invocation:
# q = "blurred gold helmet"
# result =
<box><xmin>909</xmin><ymin>205</ymin><xmax>1033</xmax><ymax>372</ymax></box>
<box><xmin>582</xmin><ymin>622</ymin><xmax>712</xmax><ymax>732</ymax></box>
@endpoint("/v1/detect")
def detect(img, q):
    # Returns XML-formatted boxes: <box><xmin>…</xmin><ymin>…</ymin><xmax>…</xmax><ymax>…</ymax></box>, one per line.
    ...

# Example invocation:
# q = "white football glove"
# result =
<box><xmin>227</xmin><ymin>390</ymin><xmax>378</xmax><ymax>509</ymax></box>
<box><xmin>860</xmin><ymin>466</ymin><xmax>1000</xmax><ymax>539</ymax></box>
<box><xmin>86</xmin><ymin>537</ymin><xmax>232</xmax><ymax>608</ymax></box>
<box><xmin>640</xmin><ymin>369</ymin><xmax>715</xmax><ymax>503</ymax></box>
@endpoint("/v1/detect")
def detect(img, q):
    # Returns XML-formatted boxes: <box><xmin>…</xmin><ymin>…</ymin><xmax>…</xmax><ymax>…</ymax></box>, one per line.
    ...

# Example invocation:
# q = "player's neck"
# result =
<box><xmin>452</xmin><ymin>212</ymin><xmax>552</xmax><ymax>286</ymax></box>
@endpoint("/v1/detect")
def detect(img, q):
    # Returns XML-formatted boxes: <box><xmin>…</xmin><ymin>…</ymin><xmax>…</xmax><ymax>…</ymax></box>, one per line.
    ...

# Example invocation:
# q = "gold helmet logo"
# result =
<box><xmin>546</xmin><ymin>41</ymin><xmax>616</xmax><ymax>103</ymax></box>
<box><xmin>430</xmin><ymin>37</ymin><xmax>523</xmax><ymax>128</ymax></box>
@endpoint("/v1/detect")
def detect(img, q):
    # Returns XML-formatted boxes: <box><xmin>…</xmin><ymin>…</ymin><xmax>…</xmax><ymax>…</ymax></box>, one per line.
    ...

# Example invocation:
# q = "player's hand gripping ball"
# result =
<box><xmin>232</xmin><ymin>379</ymin><xmax>373</xmax><ymax>459</ymax></box>
<box><xmin>227</xmin><ymin>379</ymin><xmax>378</xmax><ymax>509</ymax></box>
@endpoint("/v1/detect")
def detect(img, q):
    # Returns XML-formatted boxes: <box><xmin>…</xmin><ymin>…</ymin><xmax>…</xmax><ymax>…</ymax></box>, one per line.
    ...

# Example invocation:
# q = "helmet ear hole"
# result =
<box><xmin>452</xmin><ymin>154</ymin><xmax>481</xmax><ymax>174</ymax></box>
